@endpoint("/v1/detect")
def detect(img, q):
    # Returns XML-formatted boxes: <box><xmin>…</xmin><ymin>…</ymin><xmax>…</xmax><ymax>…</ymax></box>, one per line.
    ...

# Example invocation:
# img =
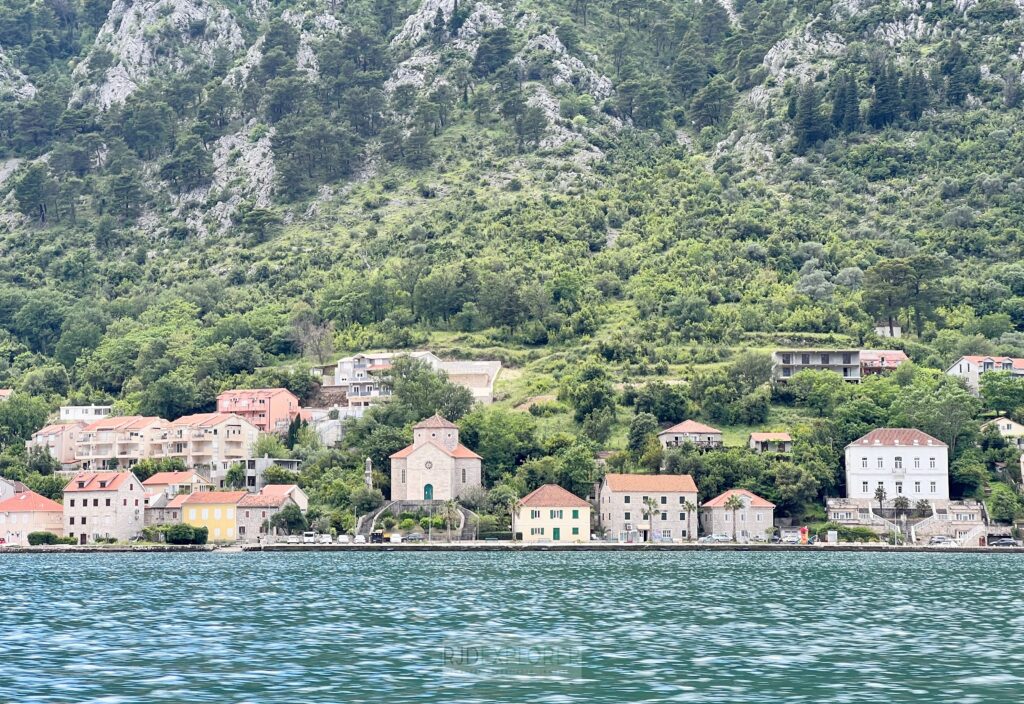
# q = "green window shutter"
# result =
<box><xmin>572</xmin><ymin>527</ymin><xmax>579</xmax><ymax>535</ymax></box>
<box><xmin>572</xmin><ymin>509</ymin><xmax>579</xmax><ymax>519</ymax></box>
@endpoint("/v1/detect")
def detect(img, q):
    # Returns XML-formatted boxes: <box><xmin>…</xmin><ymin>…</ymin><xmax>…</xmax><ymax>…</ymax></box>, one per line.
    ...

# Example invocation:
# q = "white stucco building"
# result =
<box><xmin>946</xmin><ymin>355</ymin><xmax>1024</xmax><ymax>394</ymax></box>
<box><xmin>389</xmin><ymin>415</ymin><xmax>482</xmax><ymax>501</ymax></box>
<box><xmin>844</xmin><ymin>428</ymin><xmax>949</xmax><ymax>502</ymax></box>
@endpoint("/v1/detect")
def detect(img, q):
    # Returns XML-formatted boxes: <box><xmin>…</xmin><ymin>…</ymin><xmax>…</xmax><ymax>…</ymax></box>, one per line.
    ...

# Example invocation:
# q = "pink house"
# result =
<box><xmin>215</xmin><ymin>388</ymin><xmax>300</xmax><ymax>434</ymax></box>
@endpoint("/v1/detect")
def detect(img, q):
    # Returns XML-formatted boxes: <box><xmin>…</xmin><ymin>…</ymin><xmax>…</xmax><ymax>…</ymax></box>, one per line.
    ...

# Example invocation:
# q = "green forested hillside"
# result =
<box><xmin>2</xmin><ymin>0</ymin><xmax>1024</xmax><ymax>523</ymax></box>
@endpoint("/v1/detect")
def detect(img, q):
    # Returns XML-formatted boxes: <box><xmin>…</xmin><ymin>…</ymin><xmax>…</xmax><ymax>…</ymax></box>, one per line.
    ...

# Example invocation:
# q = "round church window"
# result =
<box><xmin>424</xmin><ymin>461</ymin><xmax>433</xmax><ymax>469</ymax></box>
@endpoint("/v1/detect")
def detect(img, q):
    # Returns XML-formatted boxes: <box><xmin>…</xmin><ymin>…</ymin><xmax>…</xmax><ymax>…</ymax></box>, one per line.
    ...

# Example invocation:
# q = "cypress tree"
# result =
<box><xmin>830</xmin><ymin>72</ymin><xmax>848</xmax><ymax>128</ymax></box>
<box><xmin>903</xmin><ymin>68</ymin><xmax>928</xmax><ymax>121</ymax></box>
<box><xmin>868</xmin><ymin>62</ymin><xmax>899</xmax><ymax>128</ymax></box>
<box><xmin>842</xmin><ymin>73</ymin><xmax>861</xmax><ymax>131</ymax></box>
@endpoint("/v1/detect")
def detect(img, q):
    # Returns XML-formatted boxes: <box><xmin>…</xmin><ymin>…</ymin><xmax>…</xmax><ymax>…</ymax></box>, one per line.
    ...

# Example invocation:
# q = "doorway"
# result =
<box><xmin>424</xmin><ymin>484</ymin><xmax>433</xmax><ymax>500</ymax></box>
<box><xmin>553</xmin><ymin>527</ymin><xmax>561</xmax><ymax>541</ymax></box>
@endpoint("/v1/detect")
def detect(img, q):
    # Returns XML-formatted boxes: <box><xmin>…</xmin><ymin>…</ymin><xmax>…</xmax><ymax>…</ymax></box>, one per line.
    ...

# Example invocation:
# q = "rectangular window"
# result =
<box><xmin>678</xmin><ymin>496</ymin><xmax>684</xmax><ymax>504</ymax></box>
<box><xmin>572</xmin><ymin>527</ymin><xmax>579</xmax><ymax>536</ymax></box>
<box><xmin>401</xmin><ymin>468</ymin><xmax>406</xmax><ymax>483</ymax></box>
<box><xmin>862</xmin><ymin>481</ymin><xmax>868</xmax><ymax>493</ymax></box>
<box><xmin>679</xmin><ymin>512</ymin><xmax>685</xmax><ymax>521</ymax></box>
<box><xmin>895</xmin><ymin>482</ymin><xmax>903</xmax><ymax>494</ymax></box>
<box><xmin>861</xmin><ymin>457</ymin><xmax>868</xmax><ymax>468</ymax></box>
<box><xmin>624</xmin><ymin>496</ymin><xmax>630</xmax><ymax>504</ymax></box>
<box><xmin>756</xmin><ymin>513</ymin><xmax>762</xmax><ymax>522</ymax></box>
<box><xmin>930</xmin><ymin>458</ymin><xmax>936</xmax><ymax>469</ymax></box>
<box><xmin>914</xmin><ymin>481</ymin><xmax>921</xmax><ymax>493</ymax></box>
<box><xmin>624</xmin><ymin>512</ymin><xmax>630</xmax><ymax>521</ymax></box>
<box><xmin>93</xmin><ymin>499</ymin><xmax>99</xmax><ymax>507</ymax></box>
<box><xmin>660</xmin><ymin>512</ymin><xmax>667</xmax><ymax>521</ymax></box>
<box><xmin>550</xmin><ymin>509</ymin><xmax>563</xmax><ymax>519</ymax></box>
<box><xmin>914</xmin><ymin>458</ymin><xmax>920</xmax><ymax>469</ymax></box>
<box><xmin>530</xmin><ymin>527</ymin><xmax>544</xmax><ymax>536</ymax></box>
<box><xmin>70</xmin><ymin>499</ymin><xmax>75</xmax><ymax>507</ymax></box>
<box><xmin>660</xmin><ymin>496</ymin><xmax>667</xmax><ymax>505</ymax></box>
<box><xmin>531</xmin><ymin>510</ymin><xmax>540</xmax><ymax>519</ymax></box>
<box><xmin>662</xmin><ymin>530</ymin><xmax>672</xmax><ymax>538</ymax></box>
<box><xmin>572</xmin><ymin>509</ymin><xmax>579</xmax><ymax>519</ymax></box>
<box><xmin>895</xmin><ymin>457</ymin><xmax>903</xmax><ymax>469</ymax></box>
<box><xmin>877</xmin><ymin>458</ymin><xmax>884</xmax><ymax>469</ymax></box>
<box><xmin>462</xmin><ymin>468</ymin><xmax>466</xmax><ymax>483</ymax></box>
<box><xmin>930</xmin><ymin>482</ymin><xmax>936</xmax><ymax>493</ymax></box>
<box><xmin>69</xmin><ymin>517</ymin><xmax>74</xmax><ymax>525</ymax></box>
<box><xmin>81</xmin><ymin>517</ymin><xmax>86</xmax><ymax>525</ymax></box>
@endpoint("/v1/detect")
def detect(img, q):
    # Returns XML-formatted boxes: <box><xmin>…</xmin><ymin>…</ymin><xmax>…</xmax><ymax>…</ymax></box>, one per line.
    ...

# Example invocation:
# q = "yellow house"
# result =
<box><xmin>181</xmin><ymin>491</ymin><xmax>246</xmax><ymax>542</ymax></box>
<box><xmin>514</xmin><ymin>484</ymin><xmax>591</xmax><ymax>543</ymax></box>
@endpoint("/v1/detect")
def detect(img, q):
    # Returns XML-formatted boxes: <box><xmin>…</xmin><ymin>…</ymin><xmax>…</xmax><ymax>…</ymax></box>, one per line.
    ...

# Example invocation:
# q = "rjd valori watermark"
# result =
<box><xmin>443</xmin><ymin>640</ymin><xmax>584</xmax><ymax>679</ymax></box>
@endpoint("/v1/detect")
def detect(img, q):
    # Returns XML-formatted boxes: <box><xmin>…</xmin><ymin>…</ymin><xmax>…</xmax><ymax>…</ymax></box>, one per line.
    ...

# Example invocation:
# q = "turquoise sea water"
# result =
<box><xmin>1</xmin><ymin>551</ymin><xmax>1022</xmax><ymax>703</ymax></box>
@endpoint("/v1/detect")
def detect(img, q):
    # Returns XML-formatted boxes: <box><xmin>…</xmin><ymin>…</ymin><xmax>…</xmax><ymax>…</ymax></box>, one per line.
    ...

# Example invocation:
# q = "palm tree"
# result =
<box><xmin>893</xmin><ymin>495</ymin><xmax>910</xmax><ymax>522</ymax></box>
<box><xmin>724</xmin><ymin>493</ymin><xmax>745</xmax><ymax>542</ymax></box>
<box><xmin>683</xmin><ymin>499</ymin><xmax>698</xmax><ymax>541</ymax></box>
<box><xmin>442</xmin><ymin>499</ymin><xmax>460</xmax><ymax>542</ymax></box>
<box><xmin>873</xmin><ymin>485</ymin><xmax>887</xmax><ymax>520</ymax></box>
<box><xmin>642</xmin><ymin>496</ymin><xmax>659</xmax><ymax>543</ymax></box>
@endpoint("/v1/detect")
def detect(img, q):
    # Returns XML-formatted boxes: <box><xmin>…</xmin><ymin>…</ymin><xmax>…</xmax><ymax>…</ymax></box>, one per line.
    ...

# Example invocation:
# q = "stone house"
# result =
<box><xmin>748</xmin><ymin>432</ymin><xmax>792</xmax><ymax>454</ymax></box>
<box><xmin>63</xmin><ymin>471</ymin><xmax>146</xmax><ymax>544</ymax></box>
<box><xmin>598</xmin><ymin>473</ymin><xmax>699</xmax><ymax>542</ymax></box>
<box><xmin>389</xmin><ymin>415</ymin><xmax>482</xmax><ymax>501</ymax></box>
<box><xmin>236</xmin><ymin>491</ymin><xmax>300</xmax><ymax>543</ymax></box>
<box><xmin>700</xmin><ymin>489</ymin><xmax>775</xmax><ymax>541</ymax></box>
<box><xmin>658</xmin><ymin>420</ymin><xmax>723</xmax><ymax>450</ymax></box>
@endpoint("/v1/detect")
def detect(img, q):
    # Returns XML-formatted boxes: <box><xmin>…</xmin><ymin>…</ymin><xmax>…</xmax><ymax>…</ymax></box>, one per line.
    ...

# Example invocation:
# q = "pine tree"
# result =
<box><xmin>903</xmin><ymin>68</ymin><xmax>928</xmax><ymax>121</ymax></box>
<box><xmin>842</xmin><ymin>73</ymin><xmax>861</xmax><ymax>131</ymax></box>
<box><xmin>867</xmin><ymin>62</ymin><xmax>899</xmax><ymax>128</ymax></box>
<box><xmin>793</xmin><ymin>83</ymin><xmax>826</xmax><ymax>152</ymax></box>
<box><xmin>830</xmin><ymin>73</ymin><xmax>848</xmax><ymax>128</ymax></box>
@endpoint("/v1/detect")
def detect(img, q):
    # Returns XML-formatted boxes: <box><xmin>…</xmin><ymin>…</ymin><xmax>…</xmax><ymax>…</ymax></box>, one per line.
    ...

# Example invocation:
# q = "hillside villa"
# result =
<box><xmin>216</xmin><ymin>388</ymin><xmax>300</xmax><ymax>433</ymax></box>
<box><xmin>982</xmin><ymin>417</ymin><xmax>1024</xmax><ymax>450</ymax></box>
<box><xmin>312</xmin><ymin>350</ymin><xmax>502</xmax><ymax>417</ymax></box>
<box><xmin>748</xmin><ymin>432</ymin><xmax>792</xmax><ymax>454</ymax></box>
<box><xmin>657</xmin><ymin>420</ymin><xmax>723</xmax><ymax>450</ymax></box>
<box><xmin>27</xmin><ymin>422</ymin><xmax>84</xmax><ymax>467</ymax></box>
<box><xmin>514</xmin><ymin>484</ymin><xmax>591</xmax><ymax>543</ymax></box>
<box><xmin>946</xmin><ymin>356</ymin><xmax>1024</xmax><ymax>394</ymax></box>
<box><xmin>772</xmin><ymin>349</ymin><xmax>910</xmax><ymax>383</ymax></box>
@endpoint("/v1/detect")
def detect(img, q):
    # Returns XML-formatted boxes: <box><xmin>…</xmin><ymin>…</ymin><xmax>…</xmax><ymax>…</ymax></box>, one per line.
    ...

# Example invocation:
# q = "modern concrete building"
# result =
<box><xmin>75</xmin><ymin>416</ymin><xmax>168</xmax><ymax>470</ymax></box>
<box><xmin>163</xmin><ymin>413</ymin><xmax>259</xmax><ymax>474</ymax></box>
<box><xmin>845</xmin><ymin>428</ymin><xmax>949</xmax><ymax>502</ymax></box>
<box><xmin>773</xmin><ymin>349</ymin><xmax>861</xmax><ymax>382</ymax></box>
<box><xmin>389</xmin><ymin>415</ymin><xmax>482</xmax><ymax>501</ymax></box>
<box><xmin>216</xmin><ymin>388</ymin><xmax>300</xmax><ymax>434</ymax></box>
<box><xmin>514</xmin><ymin>484</ymin><xmax>591</xmax><ymax>543</ymax></box>
<box><xmin>63</xmin><ymin>471</ymin><xmax>146</xmax><ymax>544</ymax></box>
<box><xmin>59</xmin><ymin>405</ymin><xmax>113</xmax><ymax>422</ymax></box>
<box><xmin>748</xmin><ymin>432</ymin><xmax>792</xmax><ymax>454</ymax></box>
<box><xmin>700</xmin><ymin>489</ymin><xmax>775</xmax><ymax>542</ymax></box>
<box><xmin>0</xmin><ymin>490</ymin><xmax>64</xmax><ymax>546</ymax></box>
<box><xmin>207</xmin><ymin>456</ymin><xmax>302</xmax><ymax>492</ymax></box>
<box><xmin>658</xmin><ymin>420</ymin><xmax>723</xmax><ymax>450</ymax></box>
<box><xmin>598</xmin><ymin>473</ymin><xmax>699</xmax><ymax>542</ymax></box>
<box><xmin>313</xmin><ymin>350</ymin><xmax>502</xmax><ymax>417</ymax></box>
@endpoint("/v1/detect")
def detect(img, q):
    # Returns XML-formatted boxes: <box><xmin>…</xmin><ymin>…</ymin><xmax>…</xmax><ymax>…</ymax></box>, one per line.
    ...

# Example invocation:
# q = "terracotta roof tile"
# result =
<box><xmin>238</xmin><ymin>493</ymin><xmax>289</xmax><ymax>508</ymax></box>
<box><xmin>182</xmin><ymin>491</ymin><xmax>247</xmax><ymax>505</ymax></box>
<box><xmin>519</xmin><ymin>484</ymin><xmax>590</xmax><ymax>508</ymax></box>
<box><xmin>259</xmin><ymin>484</ymin><xmax>299</xmax><ymax>496</ymax></box>
<box><xmin>390</xmin><ymin>440</ymin><xmax>482</xmax><ymax>460</ymax></box>
<box><xmin>0</xmin><ymin>490</ymin><xmax>63</xmax><ymax>513</ymax></box>
<box><xmin>64</xmin><ymin>471</ymin><xmax>137</xmax><ymax>492</ymax></box>
<box><xmin>216</xmin><ymin>388</ymin><xmax>296</xmax><ymax>400</ymax></box>
<box><xmin>702</xmin><ymin>488</ymin><xmax>775</xmax><ymax>509</ymax></box>
<box><xmin>847</xmin><ymin>428</ymin><xmax>946</xmax><ymax>449</ymax></box>
<box><xmin>166</xmin><ymin>494</ymin><xmax>190</xmax><ymax>509</ymax></box>
<box><xmin>143</xmin><ymin>471</ymin><xmax>209</xmax><ymax>486</ymax></box>
<box><xmin>659</xmin><ymin>420</ymin><xmax>722</xmax><ymax>435</ymax></box>
<box><xmin>603</xmin><ymin>473</ymin><xmax>697</xmax><ymax>493</ymax></box>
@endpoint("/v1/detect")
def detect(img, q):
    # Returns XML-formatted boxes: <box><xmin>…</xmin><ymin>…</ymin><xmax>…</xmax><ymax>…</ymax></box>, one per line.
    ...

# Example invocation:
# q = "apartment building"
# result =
<box><xmin>27</xmin><ymin>422</ymin><xmax>84</xmax><ymax>466</ymax></box>
<box><xmin>216</xmin><ymin>388</ymin><xmax>300</xmax><ymax>433</ymax></box>
<box><xmin>75</xmin><ymin>416</ymin><xmax>168</xmax><ymax>470</ymax></box>
<box><xmin>773</xmin><ymin>349</ymin><xmax>862</xmax><ymax>382</ymax></box>
<box><xmin>163</xmin><ymin>413</ymin><xmax>259</xmax><ymax>474</ymax></box>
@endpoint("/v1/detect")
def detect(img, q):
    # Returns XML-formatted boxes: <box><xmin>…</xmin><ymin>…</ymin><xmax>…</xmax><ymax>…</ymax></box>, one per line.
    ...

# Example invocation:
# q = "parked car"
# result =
<box><xmin>781</xmin><ymin>534</ymin><xmax>800</xmax><ymax>544</ymax></box>
<box><xmin>990</xmin><ymin>538</ymin><xmax>1019</xmax><ymax>548</ymax></box>
<box><xmin>405</xmin><ymin>532</ymin><xmax>425</xmax><ymax>543</ymax></box>
<box><xmin>928</xmin><ymin>535</ymin><xmax>955</xmax><ymax>546</ymax></box>
<box><xmin>369</xmin><ymin>531</ymin><xmax>385</xmax><ymax>544</ymax></box>
<box><xmin>318</xmin><ymin>534</ymin><xmax>333</xmax><ymax>544</ymax></box>
<box><xmin>337</xmin><ymin>534</ymin><xmax>351</xmax><ymax>544</ymax></box>
<box><xmin>286</xmin><ymin>535</ymin><xmax>301</xmax><ymax>545</ymax></box>
<box><xmin>353</xmin><ymin>535</ymin><xmax>366</xmax><ymax>544</ymax></box>
<box><xmin>390</xmin><ymin>533</ymin><xmax>402</xmax><ymax>544</ymax></box>
<box><xmin>302</xmin><ymin>531</ymin><xmax>317</xmax><ymax>544</ymax></box>
<box><xmin>698</xmin><ymin>534</ymin><xmax>731</xmax><ymax>544</ymax></box>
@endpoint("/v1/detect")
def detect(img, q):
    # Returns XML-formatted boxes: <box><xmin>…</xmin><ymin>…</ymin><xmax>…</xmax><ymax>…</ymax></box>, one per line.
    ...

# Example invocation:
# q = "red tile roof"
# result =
<box><xmin>659</xmin><ymin>420</ymin><xmax>722</xmax><ymax>435</ymax></box>
<box><xmin>519</xmin><ymin>484</ymin><xmax>590</xmax><ymax>508</ymax></box>
<box><xmin>413</xmin><ymin>414</ymin><xmax>458</xmax><ymax>429</ymax></box>
<box><xmin>390</xmin><ymin>440</ymin><xmax>482</xmax><ymax>460</ymax></box>
<box><xmin>860</xmin><ymin>350</ymin><xmax>909</xmax><ymax>368</ymax></box>
<box><xmin>238</xmin><ymin>493</ymin><xmax>289</xmax><ymax>508</ymax></box>
<box><xmin>603</xmin><ymin>473</ymin><xmax>698</xmax><ymax>493</ymax></box>
<box><xmin>166</xmin><ymin>494</ymin><xmax>190</xmax><ymax>509</ymax></box>
<box><xmin>64</xmin><ymin>471</ymin><xmax>137</xmax><ymax>492</ymax></box>
<box><xmin>80</xmin><ymin>416</ymin><xmax>164</xmax><ymax>432</ymax></box>
<box><xmin>33</xmin><ymin>423</ymin><xmax>82</xmax><ymax>436</ymax></box>
<box><xmin>259</xmin><ymin>484</ymin><xmax>299</xmax><ymax>496</ymax></box>
<box><xmin>750</xmin><ymin>432</ymin><xmax>792</xmax><ymax>442</ymax></box>
<box><xmin>170</xmin><ymin>413</ymin><xmax>246</xmax><ymax>428</ymax></box>
<box><xmin>847</xmin><ymin>428</ymin><xmax>946</xmax><ymax>449</ymax></box>
<box><xmin>182</xmin><ymin>491</ymin><xmax>248</xmax><ymax>505</ymax></box>
<box><xmin>143</xmin><ymin>471</ymin><xmax>209</xmax><ymax>487</ymax></box>
<box><xmin>216</xmin><ymin>388</ymin><xmax>296</xmax><ymax>400</ymax></box>
<box><xmin>703</xmin><ymin>488</ymin><xmax>775</xmax><ymax>509</ymax></box>
<box><xmin>0</xmin><ymin>490</ymin><xmax>63</xmax><ymax>513</ymax></box>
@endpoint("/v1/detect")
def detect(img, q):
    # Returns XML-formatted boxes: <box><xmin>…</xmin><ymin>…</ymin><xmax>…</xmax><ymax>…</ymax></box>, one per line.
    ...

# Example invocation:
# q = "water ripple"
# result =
<box><xmin>1</xmin><ymin>552</ymin><xmax>1021</xmax><ymax>702</ymax></box>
